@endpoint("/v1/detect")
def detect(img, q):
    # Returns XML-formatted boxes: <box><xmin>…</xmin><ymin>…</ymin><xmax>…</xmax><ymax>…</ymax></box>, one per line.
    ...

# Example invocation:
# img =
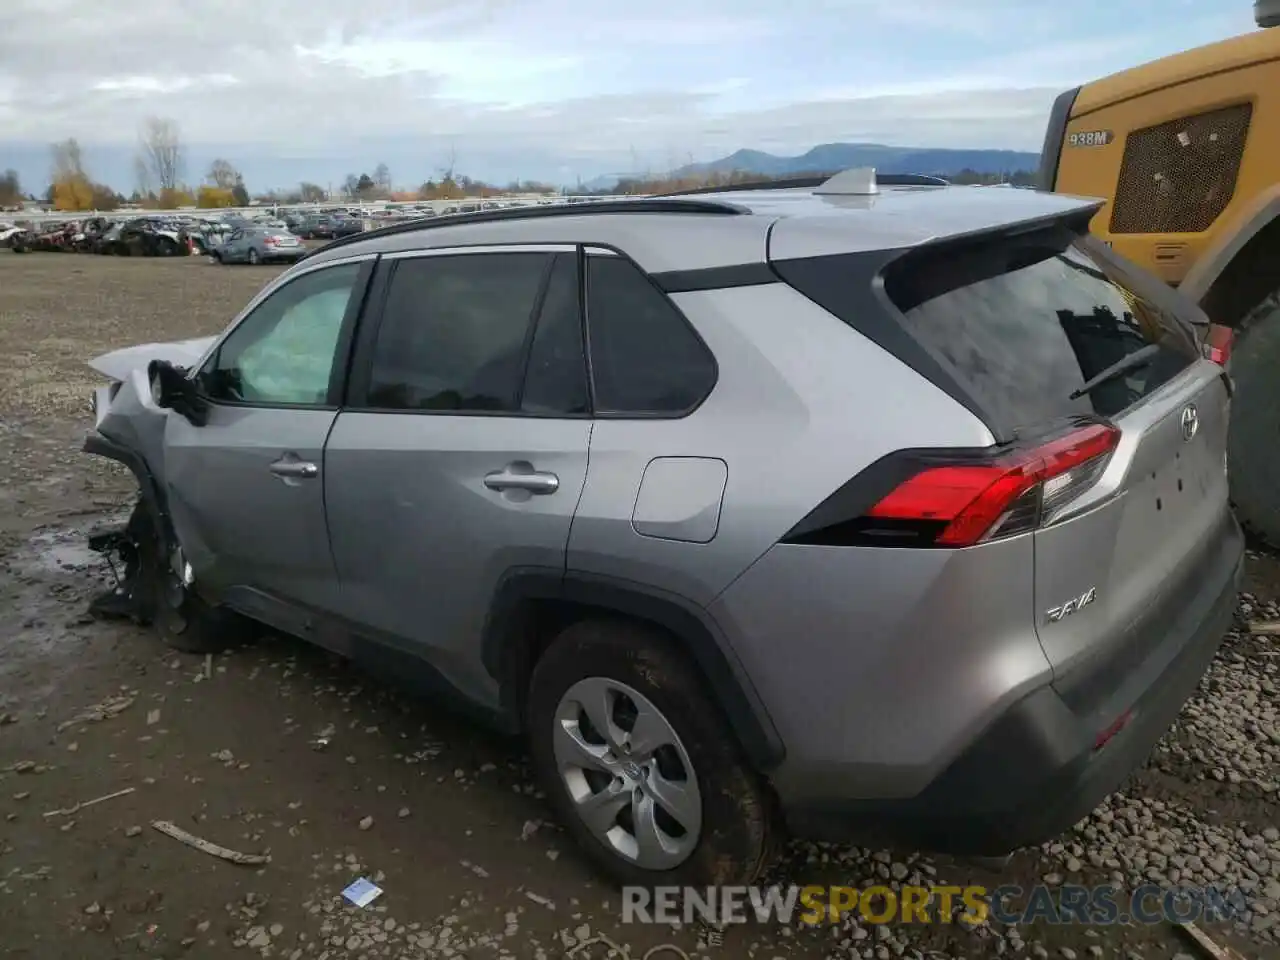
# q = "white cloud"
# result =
<box><xmin>0</xmin><ymin>0</ymin><xmax>1256</xmax><ymax>185</ymax></box>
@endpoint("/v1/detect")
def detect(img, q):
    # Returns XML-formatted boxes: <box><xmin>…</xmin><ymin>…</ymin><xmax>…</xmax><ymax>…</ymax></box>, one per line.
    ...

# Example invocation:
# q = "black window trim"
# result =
<box><xmin>344</xmin><ymin>243</ymin><xmax>595</xmax><ymax>420</ymax></box>
<box><xmin>191</xmin><ymin>255</ymin><xmax>378</xmax><ymax>413</ymax></box>
<box><xmin>581</xmin><ymin>243</ymin><xmax>720</xmax><ymax>420</ymax></box>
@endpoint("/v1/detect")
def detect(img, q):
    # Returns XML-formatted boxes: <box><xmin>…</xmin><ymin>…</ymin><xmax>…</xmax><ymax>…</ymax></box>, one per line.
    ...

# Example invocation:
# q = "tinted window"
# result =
<box><xmin>366</xmin><ymin>253</ymin><xmax>550</xmax><ymax>412</ymax></box>
<box><xmin>585</xmin><ymin>255</ymin><xmax>716</xmax><ymax>415</ymax></box>
<box><xmin>884</xmin><ymin>230</ymin><xmax>1199</xmax><ymax>431</ymax></box>
<box><xmin>520</xmin><ymin>254</ymin><xmax>588</xmax><ymax>415</ymax></box>
<box><xmin>197</xmin><ymin>262</ymin><xmax>361</xmax><ymax>405</ymax></box>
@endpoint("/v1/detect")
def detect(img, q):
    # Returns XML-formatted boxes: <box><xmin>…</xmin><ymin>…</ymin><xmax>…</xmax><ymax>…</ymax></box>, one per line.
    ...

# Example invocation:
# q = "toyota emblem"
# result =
<box><xmin>1180</xmin><ymin>404</ymin><xmax>1199</xmax><ymax>442</ymax></box>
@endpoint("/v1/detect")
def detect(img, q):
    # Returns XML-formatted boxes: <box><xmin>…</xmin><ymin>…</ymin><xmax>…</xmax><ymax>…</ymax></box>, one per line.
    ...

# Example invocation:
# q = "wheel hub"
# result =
<box><xmin>552</xmin><ymin>677</ymin><xmax>702</xmax><ymax>870</ymax></box>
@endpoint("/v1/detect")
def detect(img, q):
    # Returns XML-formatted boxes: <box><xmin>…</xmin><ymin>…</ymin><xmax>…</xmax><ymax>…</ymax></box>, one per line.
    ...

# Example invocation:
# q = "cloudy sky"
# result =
<box><xmin>0</xmin><ymin>0</ymin><xmax>1254</xmax><ymax>191</ymax></box>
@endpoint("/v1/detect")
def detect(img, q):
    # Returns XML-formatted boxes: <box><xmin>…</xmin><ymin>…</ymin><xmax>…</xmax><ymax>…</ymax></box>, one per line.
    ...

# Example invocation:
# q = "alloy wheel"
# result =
<box><xmin>552</xmin><ymin>677</ymin><xmax>702</xmax><ymax>870</ymax></box>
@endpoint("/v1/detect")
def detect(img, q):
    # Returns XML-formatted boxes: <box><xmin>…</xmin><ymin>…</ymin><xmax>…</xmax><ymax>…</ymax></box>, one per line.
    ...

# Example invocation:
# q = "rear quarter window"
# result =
<box><xmin>882</xmin><ymin>229</ymin><xmax>1201</xmax><ymax>434</ymax></box>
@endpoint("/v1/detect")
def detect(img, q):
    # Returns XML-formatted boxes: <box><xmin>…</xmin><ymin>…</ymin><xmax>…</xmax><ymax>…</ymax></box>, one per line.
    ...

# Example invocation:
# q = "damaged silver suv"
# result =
<box><xmin>84</xmin><ymin>170</ymin><xmax>1243</xmax><ymax>888</ymax></box>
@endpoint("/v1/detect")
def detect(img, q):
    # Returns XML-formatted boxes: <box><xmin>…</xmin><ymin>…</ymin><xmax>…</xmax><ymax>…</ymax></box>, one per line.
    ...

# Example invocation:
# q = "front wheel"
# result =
<box><xmin>1228</xmin><ymin>293</ymin><xmax>1280</xmax><ymax>549</ymax></box>
<box><xmin>526</xmin><ymin>619</ymin><xmax>775</xmax><ymax>888</ymax></box>
<box><xmin>247</xmin><ymin>248</ymin><xmax>260</xmax><ymax>265</ymax></box>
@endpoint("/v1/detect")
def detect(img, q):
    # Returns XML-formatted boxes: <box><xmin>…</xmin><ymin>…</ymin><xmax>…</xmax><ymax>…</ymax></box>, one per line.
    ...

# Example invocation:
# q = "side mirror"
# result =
<box><xmin>148</xmin><ymin>359</ymin><xmax>209</xmax><ymax>426</ymax></box>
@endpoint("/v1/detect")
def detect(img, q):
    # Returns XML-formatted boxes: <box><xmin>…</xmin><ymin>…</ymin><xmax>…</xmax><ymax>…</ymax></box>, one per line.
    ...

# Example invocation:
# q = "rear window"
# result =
<box><xmin>882</xmin><ymin>229</ymin><xmax>1200</xmax><ymax>433</ymax></box>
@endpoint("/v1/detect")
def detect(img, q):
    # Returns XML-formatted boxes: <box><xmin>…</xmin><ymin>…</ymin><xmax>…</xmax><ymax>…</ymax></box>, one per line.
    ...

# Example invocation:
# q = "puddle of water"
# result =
<box><xmin>11</xmin><ymin>512</ymin><xmax>130</xmax><ymax>578</ymax></box>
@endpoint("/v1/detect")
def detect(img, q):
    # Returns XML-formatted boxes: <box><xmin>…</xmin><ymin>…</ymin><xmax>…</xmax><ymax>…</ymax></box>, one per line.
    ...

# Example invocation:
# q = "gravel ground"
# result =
<box><xmin>0</xmin><ymin>251</ymin><xmax>1278</xmax><ymax>960</ymax></box>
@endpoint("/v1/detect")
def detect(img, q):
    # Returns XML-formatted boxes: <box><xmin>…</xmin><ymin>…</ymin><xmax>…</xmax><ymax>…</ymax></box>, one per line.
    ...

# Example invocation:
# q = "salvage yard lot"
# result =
<box><xmin>1</xmin><ymin>251</ymin><xmax>1278</xmax><ymax>960</ymax></box>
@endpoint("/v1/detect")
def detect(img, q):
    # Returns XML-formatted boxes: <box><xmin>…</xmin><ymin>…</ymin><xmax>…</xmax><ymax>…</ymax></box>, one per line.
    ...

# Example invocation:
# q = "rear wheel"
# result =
<box><xmin>1228</xmin><ymin>292</ymin><xmax>1280</xmax><ymax>549</ymax></box>
<box><xmin>526</xmin><ymin>619</ymin><xmax>775</xmax><ymax>888</ymax></box>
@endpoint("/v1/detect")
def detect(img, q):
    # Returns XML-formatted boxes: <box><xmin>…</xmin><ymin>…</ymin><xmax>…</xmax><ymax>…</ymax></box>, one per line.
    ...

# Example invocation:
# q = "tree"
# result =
<box><xmin>356</xmin><ymin>173</ymin><xmax>375</xmax><ymax>197</ymax></box>
<box><xmin>138</xmin><ymin>116</ymin><xmax>184</xmax><ymax>192</ymax></box>
<box><xmin>299</xmin><ymin>182</ymin><xmax>326</xmax><ymax>203</ymax></box>
<box><xmin>157</xmin><ymin>186</ymin><xmax>195</xmax><ymax>209</ymax></box>
<box><xmin>343</xmin><ymin>173</ymin><xmax>360</xmax><ymax>198</ymax></box>
<box><xmin>49</xmin><ymin>138</ymin><xmax>97</xmax><ymax>211</ymax></box>
<box><xmin>53</xmin><ymin>177</ymin><xmax>94</xmax><ymax>211</ymax></box>
<box><xmin>89</xmin><ymin>183</ymin><xmax>120</xmax><ymax>211</ymax></box>
<box><xmin>197</xmin><ymin>185</ymin><xmax>236</xmax><ymax>208</ymax></box>
<box><xmin>374</xmin><ymin>163</ymin><xmax>391</xmax><ymax>194</ymax></box>
<box><xmin>51</xmin><ymin>137</ymin><xmax>87</xmax><ymax>181</ymax></box>
<box><xmin>207</xmin><ymin>158</ymin><xmax>238</xmax><ymax>190</ymax></box>
<box><xmin>231</xmin><ymin>175</ymin><xmax>250</xmax><ymax>207</ymax></box>
<box><xmin>0</xmin><ymin>169</ymin><xmax>21</xmax><ymax>207</ymax></box>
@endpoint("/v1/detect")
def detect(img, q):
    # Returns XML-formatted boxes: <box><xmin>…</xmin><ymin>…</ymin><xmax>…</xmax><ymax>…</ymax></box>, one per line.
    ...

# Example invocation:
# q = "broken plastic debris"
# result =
<box><xmin>341</xmin><ymin>877</ymin><xmax>383</xmax><ymax>908</ymax></box>
<box><xmin>1177</xmin><ymin>130</ymin><xmax>1191</xmax><ymax>147</ymax></box>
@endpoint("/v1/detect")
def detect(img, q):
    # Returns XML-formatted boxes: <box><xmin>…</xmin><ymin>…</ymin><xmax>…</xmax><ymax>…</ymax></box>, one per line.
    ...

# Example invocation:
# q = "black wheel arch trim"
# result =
<box><xmin>481</xmin><ymin>568</ymin><xmax>785</xmax><ymax>770</ymax></box>
<box><xmin>82</xmin><ymin>432</ymin><xmax>174</xmax><ymax>544</ymax></box>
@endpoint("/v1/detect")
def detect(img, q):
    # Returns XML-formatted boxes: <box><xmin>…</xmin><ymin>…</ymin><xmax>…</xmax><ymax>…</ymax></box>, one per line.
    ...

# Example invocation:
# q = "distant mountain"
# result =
<box><xmin>673</xmin><ymin>143</ymin><xmax>1041</xmax><ymax>179</ymax></box>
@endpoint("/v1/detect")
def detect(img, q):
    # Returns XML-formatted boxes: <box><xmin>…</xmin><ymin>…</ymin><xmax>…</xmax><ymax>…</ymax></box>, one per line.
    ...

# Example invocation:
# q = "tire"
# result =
<box><xmin>125</xmin><ymin>500</ymin><xmax>251</xmax><ymax>654</ymax></box>
<box><xmin>1228</xmin><ymin>293</ymin><xmax>1280</xmax><ymax>549</ymax></box>
<box><xmin>247</xmin><ymin>248</ymin><xmax>260</xmax><ymax>265</ymax></box>
<box><xmin>526</xmin><ymin>619</ymin><xmax>775</xmax><ymax>889</ymax></box>
<box><xmin>209</xmin><ymin>252</ymin><xmax>223</xmax><ymax>265</ymax></box>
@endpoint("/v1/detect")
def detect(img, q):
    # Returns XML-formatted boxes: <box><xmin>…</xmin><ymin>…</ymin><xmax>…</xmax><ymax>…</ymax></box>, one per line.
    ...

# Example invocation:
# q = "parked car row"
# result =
<box><xmin>6</xmin><ymin>216</ymin><xmax>190</xmax><ymax>256</ymax></box>
<box><xmin>3</xmin><ymin>212</ymin><xmax>316</xmax><ymax>265</ymax></box>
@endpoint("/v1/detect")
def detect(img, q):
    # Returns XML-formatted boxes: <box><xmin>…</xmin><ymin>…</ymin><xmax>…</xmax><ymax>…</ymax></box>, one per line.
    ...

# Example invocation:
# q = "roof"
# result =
<box><xmin>301</xmin><ymin>177</ymin><xmax>1103</xmax><ymax>274</ymax></box>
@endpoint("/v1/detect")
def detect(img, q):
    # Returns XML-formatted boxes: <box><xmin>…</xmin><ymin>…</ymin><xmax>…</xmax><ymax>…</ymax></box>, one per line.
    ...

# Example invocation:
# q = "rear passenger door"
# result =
<box><xmin>324</xmin><ymin>246</ymin><xmax>592</xmax><ymax>705</ymax></box>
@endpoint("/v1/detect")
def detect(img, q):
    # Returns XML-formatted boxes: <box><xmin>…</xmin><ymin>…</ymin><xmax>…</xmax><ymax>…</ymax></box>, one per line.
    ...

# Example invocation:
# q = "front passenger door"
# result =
<box><xmin>164</xmin><ymin>258</ymin><xmax>373</xmax><ymax>619</ymax></box>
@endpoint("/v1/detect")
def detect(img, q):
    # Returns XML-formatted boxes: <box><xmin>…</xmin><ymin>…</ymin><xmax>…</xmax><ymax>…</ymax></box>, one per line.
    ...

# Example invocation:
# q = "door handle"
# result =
<box><xmin>269</xmin><ymin>459</ymin><xmax>319</xmax><ymax>479</ymax></box>
<box><xmin>484</xmin><ymin>466</ymin><xmax>559</xmax><ymax>495</ymax></box>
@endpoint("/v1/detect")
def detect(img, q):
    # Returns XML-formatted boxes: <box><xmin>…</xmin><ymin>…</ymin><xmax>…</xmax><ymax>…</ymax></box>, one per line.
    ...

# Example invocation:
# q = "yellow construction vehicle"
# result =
<box><xmin>1039</xmin><ymin>0</ymin><xmax>1280</xmax><ymax>546</ymax></box>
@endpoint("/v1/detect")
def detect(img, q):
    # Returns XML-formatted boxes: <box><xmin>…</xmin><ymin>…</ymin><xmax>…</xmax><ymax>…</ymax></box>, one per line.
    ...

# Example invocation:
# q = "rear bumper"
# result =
<box><xmin>784</xmin><ymin>516</ymin><xmax>1243</xmax><ymax>855</ymax></box>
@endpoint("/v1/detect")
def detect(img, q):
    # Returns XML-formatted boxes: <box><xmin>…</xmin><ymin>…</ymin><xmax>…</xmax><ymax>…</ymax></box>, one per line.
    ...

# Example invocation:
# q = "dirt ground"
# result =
<box><xmin>1</xmin><ymin>251</ymin><xmax>1278</xmax><ymax>960</ymax></box>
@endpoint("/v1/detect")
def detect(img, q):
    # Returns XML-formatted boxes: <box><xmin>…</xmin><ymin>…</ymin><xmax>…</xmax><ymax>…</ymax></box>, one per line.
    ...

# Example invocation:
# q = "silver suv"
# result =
<box><xmin>83</xmin><ymin>170</ymin><xmax>1243</xmax><ymax>888</ymax></box>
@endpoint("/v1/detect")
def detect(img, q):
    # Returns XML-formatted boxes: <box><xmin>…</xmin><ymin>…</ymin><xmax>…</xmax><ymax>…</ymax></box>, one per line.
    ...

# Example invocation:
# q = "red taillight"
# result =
<box><xmin>866</xmin><ymin>423</ymin><xmax>1121</xmax><ymax>547</ymax></box>
<box><xmin>264</xmin><ymin>236</ymin><xmax>279</xmax><ymax>246</ymax></box>
<box><xmin>1203</xmin><ymin>324</ymin><xmax>1233</xmax><ymax>365</ymax></box>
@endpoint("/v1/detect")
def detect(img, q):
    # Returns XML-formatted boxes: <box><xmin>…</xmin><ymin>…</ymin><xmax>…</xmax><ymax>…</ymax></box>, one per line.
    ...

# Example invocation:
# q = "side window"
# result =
<box><xmin>585</xmin><ymin>254</ymin><xmax>716</xmax><ymax>415</ymax></box>
<box><xmin>197</xmin><ymin>262</ymin><xmax>362</xmax><ymax>406</ymax></box>
<box><xmin>520</xmin><ymin>253</ymin><xmax>589</xmax><ymax>415</ymax></box>
<box><xmin>366</xmin><ymin>252</ymin><xmax>550</xmax><ymax>412</ymax></box>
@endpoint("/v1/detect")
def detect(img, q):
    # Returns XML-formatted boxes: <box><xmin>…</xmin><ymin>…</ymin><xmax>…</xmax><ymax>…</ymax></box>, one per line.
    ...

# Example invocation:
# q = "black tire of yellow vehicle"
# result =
<box><xmin>126</xmin><ymin>500</ymin><xmax>249</xmax><ymax>655</ymax></box>
<box><xmin>1227</xmin><ymin>293</ymin><xmax>1280</xmax><ymax>550</ymax></box>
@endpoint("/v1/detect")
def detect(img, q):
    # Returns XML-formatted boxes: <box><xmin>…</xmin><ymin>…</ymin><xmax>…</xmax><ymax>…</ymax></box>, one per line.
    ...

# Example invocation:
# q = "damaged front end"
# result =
<box><xmin>83</xmin><ymin>337</ymin><xmax>214</xmax><ymax>624</ymax></box>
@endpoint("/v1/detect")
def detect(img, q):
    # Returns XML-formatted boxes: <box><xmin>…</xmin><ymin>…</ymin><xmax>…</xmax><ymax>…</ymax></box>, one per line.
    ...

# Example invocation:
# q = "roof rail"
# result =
<box><xmin>308</xmin><ymin>197</ymin><xmax>749</xmax><ymax>256</ymax></box>
<box><xmin>655</xmin><ymin>170</ymin><xmax>950</xmax><ymax>197</ymax></box>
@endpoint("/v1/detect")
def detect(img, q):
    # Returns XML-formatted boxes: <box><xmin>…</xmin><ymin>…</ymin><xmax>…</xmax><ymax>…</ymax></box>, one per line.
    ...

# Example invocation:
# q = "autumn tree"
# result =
<box><xmin>50</xmin><ymin>138</ymin><xmax>96</xmax><ymax>210</ymax></box>
<box><xmin>138</xmin><ymin>116</ymin><xmax>184</xmax><ymax>192</ymax></box>
<box><xmin>157</xmin><ymin>187</ymin><xmax>196</xmax><ymax>209</ymax></box>
<box><xmin>0</xmin><ymin>169</ymin><xmax>21</xmax><ymax>207</ymax></box>
<box><xmin>197</xmin><ymin>185</ymin><xmax>236</xmax><ymax>208</ymax></box>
